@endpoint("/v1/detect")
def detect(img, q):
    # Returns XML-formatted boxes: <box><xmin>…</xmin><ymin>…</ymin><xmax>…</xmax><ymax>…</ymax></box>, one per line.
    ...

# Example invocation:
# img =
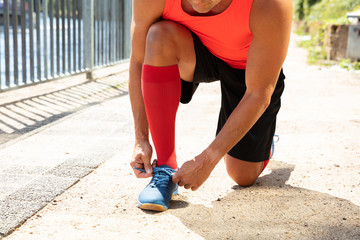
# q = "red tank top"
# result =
<box><xmin>163</xmin><ymin>0</ymin><xmax>254</xmax><ymax>69</ymax></box>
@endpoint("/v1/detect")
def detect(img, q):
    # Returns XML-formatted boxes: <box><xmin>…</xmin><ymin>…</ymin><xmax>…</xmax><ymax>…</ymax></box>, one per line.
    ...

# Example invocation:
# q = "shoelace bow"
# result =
<box><xmin>134</xmin><ymin>167</ymin><xmax>175</xmax><ymax>188</ymax></box>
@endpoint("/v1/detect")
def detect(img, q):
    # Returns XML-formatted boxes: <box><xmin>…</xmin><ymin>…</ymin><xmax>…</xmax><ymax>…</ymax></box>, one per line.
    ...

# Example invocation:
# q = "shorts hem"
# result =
<box><xmin>227</xmin><ymin>150</ymin><xmax>271</xmax><ymax>163</ymax></box>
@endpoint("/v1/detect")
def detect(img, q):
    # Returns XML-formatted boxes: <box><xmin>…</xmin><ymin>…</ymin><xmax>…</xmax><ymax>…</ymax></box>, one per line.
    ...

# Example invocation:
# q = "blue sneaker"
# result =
<box><xmin>270</xmin><ymin>134</ymin><xmax>280</xmax><ymax>159</ymax></box>
<box><xmin>136</xmin><ymin>165</ymin><xmax>178</xmax><ymax>211</ymax></box>
<box><xmin>263</xmin><ymin>135</ymin><xmax>280</xmax><ymax>172</ymax></box>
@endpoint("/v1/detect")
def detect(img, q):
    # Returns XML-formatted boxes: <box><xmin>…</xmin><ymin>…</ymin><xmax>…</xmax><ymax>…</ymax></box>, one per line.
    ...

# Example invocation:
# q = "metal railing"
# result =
<box><xmin>0</xmin><ymin>0</ymin><xmax>132</xmax><ymax>92</ymax></box>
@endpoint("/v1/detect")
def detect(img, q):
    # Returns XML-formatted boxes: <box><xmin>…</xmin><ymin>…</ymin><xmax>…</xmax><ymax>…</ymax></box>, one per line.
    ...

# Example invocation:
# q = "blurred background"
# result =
<box><xmin>293</xmin><ymin>0</ymin><xmax>360</xmax><ymax>70</ymax></box>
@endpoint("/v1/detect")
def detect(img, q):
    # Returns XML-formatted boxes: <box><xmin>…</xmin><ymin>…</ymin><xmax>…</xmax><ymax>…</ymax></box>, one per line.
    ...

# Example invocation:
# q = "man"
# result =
<box><xmin>129</xmin><ymin>0</ymin><xmax>292</xmax><ymax>211</ymax></box>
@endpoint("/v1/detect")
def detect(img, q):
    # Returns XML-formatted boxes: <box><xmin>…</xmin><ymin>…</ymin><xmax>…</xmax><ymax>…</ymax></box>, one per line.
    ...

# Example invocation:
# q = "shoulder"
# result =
<box><xmin>249</xmin><ymin>0</ymin><xmax>292</xmax><ymax>33</ymax></box>
<box><xmin>132</xmin><ymin>0</ymin><xmax>166</xmax><ymax>24</ymax></box>
<box><xmin>251</xmin><ymin>0</ymin><xmax>292</xmax><ymax>15</ymax></box>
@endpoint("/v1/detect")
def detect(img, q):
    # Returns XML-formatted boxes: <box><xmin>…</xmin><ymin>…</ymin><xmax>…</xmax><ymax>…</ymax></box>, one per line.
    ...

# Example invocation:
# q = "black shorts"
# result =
<box><xmin>180</xmin><ymin>33</ymin><xmax>285</xmax><ymax>162</ymax></box>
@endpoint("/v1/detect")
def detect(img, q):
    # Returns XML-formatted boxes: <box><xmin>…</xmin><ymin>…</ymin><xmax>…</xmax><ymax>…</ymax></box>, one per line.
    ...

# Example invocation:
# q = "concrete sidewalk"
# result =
<box><xmin>0</xmin><ymin>64</ymin><xmax>130</xmax><ymax>238</ymax></box>
<box><xmin>1</xmin><ymin>35</ymin><xmax>360</xmax><ymax>239</ymax></box>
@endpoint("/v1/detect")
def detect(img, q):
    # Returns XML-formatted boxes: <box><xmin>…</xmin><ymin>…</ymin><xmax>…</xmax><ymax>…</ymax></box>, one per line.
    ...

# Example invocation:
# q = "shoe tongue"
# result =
<box><xmin>157</xmin><ymin>165</ymin><xmax>172</xmax><ymax>169</ymax></box>
<box><xmin>151</xmin><ymin>167</ymin><xmax>173</xmax><ymax>187</ymax></box>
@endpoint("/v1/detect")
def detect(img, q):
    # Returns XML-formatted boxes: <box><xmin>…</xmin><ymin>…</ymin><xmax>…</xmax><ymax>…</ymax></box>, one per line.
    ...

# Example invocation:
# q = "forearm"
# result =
<box><xmin>205</xmin><ymin>90</ymin><xmax>271</xmax><ymax>164</ymax></box>
<box><xmin>129</xmin><ymin>58</ymin><xmax>149</xmax><ymax>142</ymax></box>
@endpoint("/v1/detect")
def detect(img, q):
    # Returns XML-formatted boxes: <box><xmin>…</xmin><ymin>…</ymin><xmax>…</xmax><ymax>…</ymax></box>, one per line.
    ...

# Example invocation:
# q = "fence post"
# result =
<box><xmin>83</xmin><ymin>0</ymin><xmax>95</xmax><ymax>80</ymax></box>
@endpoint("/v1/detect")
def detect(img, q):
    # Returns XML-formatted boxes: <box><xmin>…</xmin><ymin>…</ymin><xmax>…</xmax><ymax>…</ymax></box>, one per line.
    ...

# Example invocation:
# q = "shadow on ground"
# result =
<box><xmin>0</xmin><ymin>80</ymin><xmax>128</xmax><ymax>146</ymax></box>
<box><xmin>170</xmin><ymin>161</ymin><xmax>360</xmax><ymax>239</ymax></box>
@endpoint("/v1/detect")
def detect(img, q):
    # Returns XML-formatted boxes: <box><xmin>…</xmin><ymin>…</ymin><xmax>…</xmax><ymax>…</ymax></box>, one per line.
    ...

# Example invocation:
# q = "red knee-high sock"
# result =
<box><xmin>141</xmin><ymin>64</ymin><xmax>180</xmax><ymax>169</ymax></box>
<box><xmin>261</xmin><ymin>150</ymin><xmax>272</xmax><ymax>172</ymax></box>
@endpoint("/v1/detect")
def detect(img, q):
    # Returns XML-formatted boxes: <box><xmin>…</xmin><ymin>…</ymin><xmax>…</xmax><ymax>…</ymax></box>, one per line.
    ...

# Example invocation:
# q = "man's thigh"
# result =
<box><xmin>217</xmin><ymin>69</ymin><xmax>285</xmax><ymax>162</ymax></box>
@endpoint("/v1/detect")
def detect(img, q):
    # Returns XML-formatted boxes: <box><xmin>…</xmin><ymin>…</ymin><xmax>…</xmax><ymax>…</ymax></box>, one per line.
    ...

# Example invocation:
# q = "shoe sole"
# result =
<box><xmin>138</xmin><ymin>192</ymin><xmax>177</xmax><ymax>212</ymax></box>
<box><xmin>139</xmin><ymin>203</ymin><xmax>167</xmax><ymax>212</ymax></box>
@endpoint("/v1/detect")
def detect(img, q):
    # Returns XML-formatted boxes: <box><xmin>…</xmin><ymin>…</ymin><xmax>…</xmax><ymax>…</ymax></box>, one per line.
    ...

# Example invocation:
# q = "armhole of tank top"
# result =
<box><xmin>247</xmin><ymin>0</ymin><xmax>255</xmax><ymax>34</ymax></box>
<box><xmin>162</xmin><ymin>0</ymin><xmax>176</xmax><ymax>18</ymax></box>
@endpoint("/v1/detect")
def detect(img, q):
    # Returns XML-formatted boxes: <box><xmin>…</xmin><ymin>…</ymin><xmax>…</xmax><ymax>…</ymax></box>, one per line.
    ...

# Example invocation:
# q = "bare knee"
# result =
<box><xmin>228</xmin><ymin>171</ymin><xmax>258</xmax><ymax>187</ymax></box>
<box><xmin>145</xmin><ymin>21</ymin><xmax>180</xmax><ymax>65</ymax></box>
<box><xmin>224</xmin><ymin>155</ymin><xmax>263</xmax><ymax>187</ymax></box>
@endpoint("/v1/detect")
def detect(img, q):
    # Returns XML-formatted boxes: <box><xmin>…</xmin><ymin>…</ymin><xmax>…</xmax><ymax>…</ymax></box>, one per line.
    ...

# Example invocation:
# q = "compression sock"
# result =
<box><xmin>141</xmin><ymin>64</ymin><xmax>180</xmax><ymax>169</ymax></box>
<box><xmin>262</xmin><ymin>159</ymin><xmax>270</xmax><ymax>172</ymax></box>
<box><xmin>261</xmin><ymin>151</ymin><xmax>272</xmax><ymax>172</ymax></box>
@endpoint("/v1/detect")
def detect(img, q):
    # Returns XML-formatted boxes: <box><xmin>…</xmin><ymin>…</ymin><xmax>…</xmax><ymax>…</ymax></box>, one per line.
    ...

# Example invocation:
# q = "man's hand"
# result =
<box><xmin>130</xmin><ymin>140</ymin><xmax>156</xmax><ymax>178</ymax></box>
<box><xmin>172</xmin><ymin>152</ymin><xmax>217</xmax><ymax>191</ymax></box>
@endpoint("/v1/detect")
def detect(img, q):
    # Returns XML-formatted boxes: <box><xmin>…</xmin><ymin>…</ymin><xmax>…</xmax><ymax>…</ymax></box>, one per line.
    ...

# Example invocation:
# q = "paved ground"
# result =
<box><xmin>1</xmin><ymin>35</ymin><xmax>360</xmax><ymax>239</ymax></box>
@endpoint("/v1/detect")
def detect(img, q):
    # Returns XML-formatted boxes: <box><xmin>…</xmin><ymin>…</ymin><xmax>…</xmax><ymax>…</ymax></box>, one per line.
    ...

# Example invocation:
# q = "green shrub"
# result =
<box><xmin>340</xmin><ymin>59</ymin><xmax>360</xmax><ymax>70</ymax></box>
<box><xmin>294</xmin><ymin>0</ymin><xmax>322</xmax><ymax>20</ymax></box>
<box><xmin>340</xmin><ymin>59</ymin><xmax>352</xmax><ymax>70</ymax></box>
<box><xmin>309</xmin><ymin>0</ymin><xmax>360</xmax><ymax>22</ymax></box>
<box><xmin>354</xmin><ymin>61</ymin><xmax>360</xmax><ymax>70</ymax></box>
<box><xmin>297</xmin><ymin>22</ymin><xmax>328</xmax><ymax>64</ymax></box>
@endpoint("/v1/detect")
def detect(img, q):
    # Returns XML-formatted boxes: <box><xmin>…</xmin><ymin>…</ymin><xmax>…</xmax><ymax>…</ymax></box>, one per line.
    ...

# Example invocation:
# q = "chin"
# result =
<box><xmin>193</xmin><ymin>7</ymin><xmax>212</xmax><ymax>13</ymax></box>
<box><xmin>190</xmin><ymin>1</ymin><xmax>213</xmax><ymax>13</ymax></box>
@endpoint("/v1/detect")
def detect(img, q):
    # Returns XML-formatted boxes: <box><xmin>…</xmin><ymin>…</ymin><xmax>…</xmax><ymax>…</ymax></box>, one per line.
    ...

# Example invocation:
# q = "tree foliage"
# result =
<box><xmin>309</xmin><ymin>0</ymin><xmax>360</xmax><ymax>22</ymax></box>
<box><xmin>293</xmin><ymin>0</ymin><xmax>322</xmax><ymax>20</ymax></box>
<box><xmin>294</xmin><ymin>0</ymin><xmax>360</xmax><ymax>21</ymax></box>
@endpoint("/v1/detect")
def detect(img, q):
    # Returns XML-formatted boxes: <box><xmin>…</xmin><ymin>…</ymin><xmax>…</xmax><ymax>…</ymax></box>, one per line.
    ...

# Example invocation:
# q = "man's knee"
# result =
<box><xmin>224</xmin><ymin>155</ymin><xmax>263</xmax><ymax>187</ymax></box>
<box><xmin>145</xmin><ymin>21</ymin><xmax>178</xmax><ymax>58</ymax></box>
<box><xmin>230</xmin><ymin>174</ymin><xmax>258</xmax><ymax>187</ymax></box>
<box><xmin>227</xmin><ymin>166</ymin><xmax>259</xmax><ymax>187</ymax></box>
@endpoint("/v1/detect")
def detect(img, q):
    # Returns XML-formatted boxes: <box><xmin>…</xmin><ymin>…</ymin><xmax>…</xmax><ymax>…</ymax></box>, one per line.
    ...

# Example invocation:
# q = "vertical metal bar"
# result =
<box><xmin>43</xmin><ymin>0</ymin><xmax>48</xmax><ymax>79</ymax></box>
<box><xmin>73</xmin><ymin>0</ymin><xmax>77</xmax><ymax>71</ymax></box>
<box><xmin>36</xmin><ymin>0</ymin><xmax>41</xmax><ymax>80</ymax></box>
<box><xmin>119</xmin><ymin>0</ymin><xmax>123</xmax><ymax>60</ymax></box>
<box><xmin>124</xmin><ymin>0</ymin><xmax>132</xmax><ymax>58</ymax></box>
<box><xmin>110</xmin><ymin>0</ymin><xmax>114</xmax><ymax>63</ymax></box>
<box><xmin>92</xmin><ymin>0</ymin><xmax>95</xmax><ymax>67</ymax></box>
<box><xmin>83</xmin><ymin>0</ymin><xmax>94</xmax><ymax>79</ymax></box>
<box><xmin>50</xmin><ymin>0</ymin><xmax>54</xmax><ymax>77</ymax></box>
<box><xmin>101</xmin><ymin>0</ymin><xmax>104</xmax><ymax>65</ymax></box>
<box><xmin>121</xmin><ymin>0</ymin><xmax>125</xmax><ymax>59</ymax></box>
<box><xmin>78</xmin><ymin>0</ymin><xmax>82</xmax><ymax>70</ymax></box>
<box><xmin>12</xmin><ymin>0</ymin><xmax>19</xmax><ymax>85</ymax></box>
<box><xmin>29</xmin><ymin>0</ymin><xmax>35</xmax><ymax>82</ymax></box>
<box><xmin>118</xmin><ymin>0</ymin><xmax>123</xmax><ymax>61</ymax></box>
<box><xmin>4</xmin><ymin>0</ymin><xmax>10</xmax><ymax>87</ymax></box>
<box><xmin>21</xmin><ymin>0</ymin><xmax>27</xmax><ymax>84</ymax></box>
<box><xmin>67</xmin><ymin>0</ymin><xmax>71</xmax><ymax>72</ymax></box>
<box><xmin>56</xmin><ymin>0</ymin><xmax>60</xmax><ymax>75</ymax></box>
<box><xmin>104</xmin><ymin>0</ymin><xmax>108</xmax><ymax>65</ymax></box>
<box><xmin>93</xmin><ymin>0</ymin><xmax>96</xmax><ymax>66</ymax></box>
<box><xmin>109</xmin><ymin>0</ymin><xmax>112</xmax><ymax>64</ymax></box>
<box><xmin>112</xmin><ymin>0</ymin><xmax>116</xmax><ymax>62</ymax></box>
<box><xmin>96</xmin><ymin>0</ymin><xmax>100</xmax><ymax>66</ymax></box>
<box><xmin>0</xmin><ymin>39</ymin><xmax>2</xmax><ymax>88</ymax></box>
<box><xmin>114</xmin><ymin>0</ymin><xmax>117</xmax><ymax>62</ymax></box>
<box><xmin>97</xmin><ymin>0</ymin><xmax>102</xmax><ymax>66</ymax></box>
<box><xmin>107</xmin><ymin>0</ymin><xmax>110</xmax><ymax>64</ymax></box>
<box><xmin>61</xmin><ymin>0</ymin><xmax>65</xmax><ymax>74</ymax></box>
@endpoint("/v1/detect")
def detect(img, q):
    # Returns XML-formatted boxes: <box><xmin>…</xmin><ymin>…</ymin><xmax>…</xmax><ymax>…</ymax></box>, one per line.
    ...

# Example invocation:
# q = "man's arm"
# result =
<box><xmin>172</xmin><ymin>0</ymin><xmax>292</xmax><ymax>190</ymax></box>
<box><xmin>129</xmin><ymin>0</ymin><xmax>164</xmax><ymax>177</ymax></box>
<box><xmin>208</xmin><ymin>0</ymin><xmax>293</xmax><ymax>160</ymax></box>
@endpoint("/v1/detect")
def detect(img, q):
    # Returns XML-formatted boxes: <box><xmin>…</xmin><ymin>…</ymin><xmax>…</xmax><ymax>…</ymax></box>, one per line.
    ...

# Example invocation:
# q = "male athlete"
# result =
<box><xmin>129</xmin><ymin>0</ymin><xmax>292</xmax><ymax>211</ymax></box>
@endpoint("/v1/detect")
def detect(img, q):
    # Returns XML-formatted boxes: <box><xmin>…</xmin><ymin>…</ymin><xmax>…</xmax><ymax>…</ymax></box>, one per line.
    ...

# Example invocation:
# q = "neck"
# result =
<box><xmin>181</xmin><ymin>0</ymin><xmax>232</xmax><ymax>16</ymax></box>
